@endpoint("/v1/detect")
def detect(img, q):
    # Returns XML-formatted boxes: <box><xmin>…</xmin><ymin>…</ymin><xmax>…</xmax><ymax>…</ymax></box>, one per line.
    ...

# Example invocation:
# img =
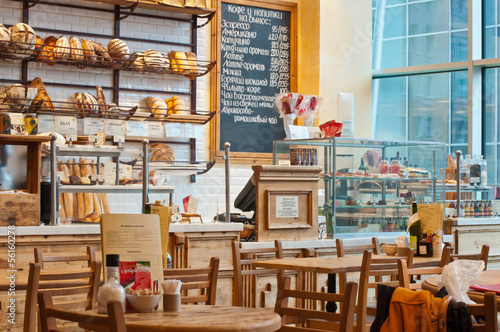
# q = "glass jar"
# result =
<box><xmin>379</xmin><ymin>159</ymin><xmax>389</xmax><ymax>174</ymax></box>
<box><xmin>390</xmin><ymin>159</ymin><xmax>402</xmax><ymax>175</ymax></box>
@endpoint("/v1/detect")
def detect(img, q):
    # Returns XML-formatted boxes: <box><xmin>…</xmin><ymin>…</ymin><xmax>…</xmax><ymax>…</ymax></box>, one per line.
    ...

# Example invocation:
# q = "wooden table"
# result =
<box><xmin>81</xmin><ymin>305</ymin><xmax>281</xmax><ymax>332</ymax></box>
<box><xmin>253</xmin><ymin>254</ymin><xmax>441</xmax><ymax>312</ymax></box>
<box><xmin>422</xmin><ymin>270</ymin><xmax>500</xmax><ymax>307</ymax></box>
<box><xmin>252</xmin><ymin>254</ymin><xmax>441</xmax><ymax>274</ymax></box>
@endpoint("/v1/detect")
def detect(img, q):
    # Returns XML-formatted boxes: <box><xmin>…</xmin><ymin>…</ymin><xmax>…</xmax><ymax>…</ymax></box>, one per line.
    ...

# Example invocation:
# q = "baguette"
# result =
<box><xmin>62</xmin><ymin>160</ymin><xmax>73</xmax><ymax>220</ymax></box>
<box><xmin>90</xmin><ymin>160</ymin><xmax>102</xmax><ymax>217</ymax></box>
<box><xmin>67</xmin><ymin>160</ymin><xmax>79</xmax><ymax>221</ymax></box>
<box><xmin>73</xmin><ymin>159</ymin><xmax>85</xmax><ymax>220</ymax></box>
<box><xmin>81</xmin><ymin>158</ymin><xmax>94</xmax><ymax>216</ymax></box>
<box><xmin>57</xmin><ymin>161</ymin><xmax>66</xmax><ymax>220</ymax></box>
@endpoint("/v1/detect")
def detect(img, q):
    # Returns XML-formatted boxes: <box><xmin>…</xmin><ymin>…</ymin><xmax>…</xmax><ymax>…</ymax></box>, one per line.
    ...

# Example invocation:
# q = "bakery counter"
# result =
<box><xmin>444</xmin><ymin>217</ymin><xmax>500</xmax><ymax>269</ymax></box>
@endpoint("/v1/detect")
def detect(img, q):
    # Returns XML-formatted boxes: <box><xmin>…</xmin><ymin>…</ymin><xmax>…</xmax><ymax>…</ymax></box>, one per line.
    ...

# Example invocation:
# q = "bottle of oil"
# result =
<box><xmin>409</xmin><ymin>202</ymin><xmax>421</xmax><ymax>256</ymax></box>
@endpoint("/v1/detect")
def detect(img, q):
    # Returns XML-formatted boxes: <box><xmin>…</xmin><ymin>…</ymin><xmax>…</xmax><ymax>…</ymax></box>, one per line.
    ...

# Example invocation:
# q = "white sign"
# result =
<box><xmin>102</xmin><ymin>161</ymin><xmax>132</xmax><ymax>184</ymax></box>
<box><xmin>38</xmin><ymin>115</ymin><xmax>55</xmax><ymax>133</ymax></box>
<box><xmin>54</xmin><ymin>116</ymin><xmax>77</xmax><ymax>135</ymax></box>
<box><xmin>83</xmin><ymin>117</ymin><xmax>105</xmax><ymax>135</ymax></box>
<box><xmin>147</xmin><ymin>122</ymin><xmax>165</xmax><ymax>138</ymax></box>
<box><xmin>276</xmin><ymin>196</ymin><xmax>299</xmax><ymax>218</ymax></box>
<box><xmin>105</xmin><ymin>119</ymin><xmax>126</xmax><ymax>136</ymax></box>
<box><xmin>338</xmin><ymin>92</ymin><xmax>355</xmax><ymax>137</ymax></box>
<box><xmin>126</xmin><ymin>120</ymin><xmax>147</xmax><ymax>137</ymax></box>
<box><xmin>288</xmin><ymin>125</ymin><xmax>310</xmax><ymax>139</ymax></box>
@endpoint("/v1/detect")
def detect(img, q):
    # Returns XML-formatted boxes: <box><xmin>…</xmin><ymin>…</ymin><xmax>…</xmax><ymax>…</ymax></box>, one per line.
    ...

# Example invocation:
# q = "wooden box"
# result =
<box><xmin>252</xmin><ymin>165</ymin><xmax>322</xmax><ymax>241</ymax></box>
<box><xmin>0</xmin><ymin>135</ymin><xmax>50</xmax><ymax>226</ymax></box>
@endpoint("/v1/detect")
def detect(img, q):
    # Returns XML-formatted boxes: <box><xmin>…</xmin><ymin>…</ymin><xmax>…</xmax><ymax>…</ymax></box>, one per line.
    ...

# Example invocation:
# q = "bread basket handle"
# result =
<box><xmin>354</xmin><ymin>180</ymin><xmax>383</xmax><ymax>191</ymax></box>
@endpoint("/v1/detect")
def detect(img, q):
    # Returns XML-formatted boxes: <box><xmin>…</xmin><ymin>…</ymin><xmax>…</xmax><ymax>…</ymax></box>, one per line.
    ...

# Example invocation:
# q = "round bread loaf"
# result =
<box><xmin>33</xmin><ymin>36</ymin><xmax>44</xmax><ymax>59</ymax></box>
<box><xmin>10</xmin><ymin>23</ymin><xmax>36</xmax><ymax>50</ymax></box>
<box><xmin>146</xmin><ymin>96</ymin><xmax>167</xmax><ymax>118</ymax></box>
<box><xmin>143</xmin><ymin>49</ymin><xmax>169</xmax><ymax>71</ymax></box>
<box><xmin>81</xmin><ymin>92</ymin><xmax>98</xmax><ymax>114</ymax></box>
<box><xmin>54</xmin><ymin>36</ymin><xmax>70</xmax><ymax>61</ymax></box>
<box><xmin>149</xmin><ymin>142</ymin><xmax>175</xmax><ymax>163</ymax></box>
<box><xmin>81</xmin><ymin>39</ymin><xmax>95</xmax><ymax>64</ymax></box>
<box><xmin>131</xmin><ymin>52</ymin><xmax>146</xmax><ymax>73</ymax></box>
<box><xmin>69</xmin><ymin>36</ymin><xmax>85</xmax><ymax>68</ymax></box>
<box><xmin>95</xmin><ymin>85</ymin><xmax>107</xmax><ymax>115</ymax></box>
<box><xmin>40</xmin><ymin>36</ymin><xmax>57</xmax><ymax>66</ymax></box>
<box><xmin>87</xmin><ymin>40</ymin><xmax>112</xmax><ymax>64</ymax></box>
<box><xmin>108</xmin><ymin>38</ymin><xmax>129</xmax><ymax>59</ymax></box>
<box><xmin>0</xmin><ymin>24</ymin><xmax>11</xmax><ymax>49</ymax></box>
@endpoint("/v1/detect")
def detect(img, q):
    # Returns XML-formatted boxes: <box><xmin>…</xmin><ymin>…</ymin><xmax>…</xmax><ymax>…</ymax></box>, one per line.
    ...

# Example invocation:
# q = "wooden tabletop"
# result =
<box><xmin>252</xmin><ymin>254</ymin><xmax>441</xmax><ymax>274</ymax></box>
<box><xmin>83</xmin><ymin>305</ymin><xmax>281</xmax><ymax>332</ymax></box>
<box><xmin>422</xmin><ymin>270</ymin><xmax>500</xmax><ymax>306</ymax></box>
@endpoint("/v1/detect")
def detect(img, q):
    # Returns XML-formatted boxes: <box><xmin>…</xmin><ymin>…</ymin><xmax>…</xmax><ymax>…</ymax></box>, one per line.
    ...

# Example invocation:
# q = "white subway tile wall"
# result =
<box><xmin>0</xmin><ymin>0</ymin><xmax>253</xmax><ymax>220</ymax></box>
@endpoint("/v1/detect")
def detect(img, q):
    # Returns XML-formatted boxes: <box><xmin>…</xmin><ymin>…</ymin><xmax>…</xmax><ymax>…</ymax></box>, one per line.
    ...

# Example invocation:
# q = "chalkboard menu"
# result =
<box><xmin>218</xmin><ymin>1</ymin><xmax>293</xmax><ymax>154</ymax></box>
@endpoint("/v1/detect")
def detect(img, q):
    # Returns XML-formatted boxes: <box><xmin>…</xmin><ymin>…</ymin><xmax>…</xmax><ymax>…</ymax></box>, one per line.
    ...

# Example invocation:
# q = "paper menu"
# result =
<box><xmin>417</xmin><ymin>204</ymin><xmax>444</xmax><ymax>232</ymax></box>
<box><xmin>100</xmin><ymin>214</ymin><xmax>163</xmax><ymax>283</ymax></box>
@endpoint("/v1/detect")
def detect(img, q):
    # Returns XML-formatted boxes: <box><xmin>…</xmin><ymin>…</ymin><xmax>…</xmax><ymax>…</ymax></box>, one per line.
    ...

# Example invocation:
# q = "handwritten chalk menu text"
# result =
<box><xmin>220</xmin><ymin>2</ymin><xmax>290</xmax><ymax>153</ymax></box>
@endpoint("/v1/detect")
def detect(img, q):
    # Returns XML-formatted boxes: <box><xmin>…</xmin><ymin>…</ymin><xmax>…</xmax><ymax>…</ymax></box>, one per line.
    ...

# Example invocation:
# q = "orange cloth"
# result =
<box><xmin>380</xmin><ymin>287</ymin><xmax>443</xmax><ymax>332</ymax></box>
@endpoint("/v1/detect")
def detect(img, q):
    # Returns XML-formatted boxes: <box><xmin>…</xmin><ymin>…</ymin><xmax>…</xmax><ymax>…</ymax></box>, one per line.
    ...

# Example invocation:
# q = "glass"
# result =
<box><xmin>372</xmin><ymin>76</ymin><xmax>407</xmax><ymax>140</ymax></box>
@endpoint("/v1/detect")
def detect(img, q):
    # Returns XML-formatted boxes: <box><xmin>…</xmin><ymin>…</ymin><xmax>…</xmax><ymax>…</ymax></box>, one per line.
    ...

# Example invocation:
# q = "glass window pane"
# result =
<box><xmin>451</xmin><ymin>31</ymin><xmax>468</xmax><ymax>62</ymax></box>
<box><xmin>383</xmin><ymin>6</ymin><xmax>407</xmax><ymax>39</ymax></box>
<box><xmin>409</xmin><ymin>33</ymin><xmax>449</xmax><ymax>66</ymax></box>
<box><xmin>483</xmin><ymin>27</ymin><xmax>496</xmax><ymax>59</ymax></box>
<box><xmin>409</xmin><ymin>0</ymin><xmax>450</xmax><ymax>35</ymax></box>
<box><xmin>378</xmin><ymin>39</ymin><xmax>407</xmax><ymax>69</ymax></box>
<box><xmin>451</xmin><ymin>71</ymin><xmax>468</xmax><ymax>144</ymax></box>
<box><xmin>484</xmin><ymin>0</ymin><xmax>495</xmax><ymax>26</ymax></box>
<box><xmin>373</xmin><ymin>77</ymin><xmax>407</xmax><ymax>141</ymax></box>
<box><xmin>451</xmin><ymin>0</ymin><xmax>468</xmax><ymax>31</ymax></box>
<box><xmin>408</xmin><ymin>73</ymin><xmax>449</xmax><ymax>143</ymax></box>
<box><xmin>483</xmin><ymin>68</ymin><xmax>496</xmax><ymax>144</ymax></box>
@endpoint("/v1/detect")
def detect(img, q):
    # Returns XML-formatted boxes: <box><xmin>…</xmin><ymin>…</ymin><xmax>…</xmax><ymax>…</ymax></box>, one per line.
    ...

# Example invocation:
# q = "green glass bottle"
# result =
<box><xmin>409</xmin><ymin>202</ymin><xmax>421</xmax><ymax>256</ymax></box>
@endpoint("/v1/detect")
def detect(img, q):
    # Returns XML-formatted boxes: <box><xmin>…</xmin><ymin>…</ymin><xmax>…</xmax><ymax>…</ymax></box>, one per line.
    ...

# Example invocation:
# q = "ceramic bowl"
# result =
<box><xmin>382</xmin><ymin>243</ymin><xmax>398</xmax><ymax>256</ymax></box>
<box><xmin>126</xmin><ymin>294</ymin><xmax>161</xmax><ymax>313</ymax></box>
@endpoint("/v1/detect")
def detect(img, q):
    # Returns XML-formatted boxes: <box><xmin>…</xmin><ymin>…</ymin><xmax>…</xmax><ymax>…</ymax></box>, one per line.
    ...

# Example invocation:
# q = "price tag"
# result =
<box><xmin>103</xmin><ymin>162</ymin><xmax>132</xmax><ymax>184</ymax></box>
<box><xmin>202</xmin><ymin>217</ymin><xmax>212</xmax><ymax>224</ymax></box>
<box><xmin>83</xmin><ymin>118</ymin><xmax>105</xmax><ymax>135</ymax></box>
<box><xmin>56</xmin><ymin>171</ymin><xmax>65</xmax><ymax>182</ymax></box>
<box><xmin>288</xmin><ymin>125</ymin><xmax>310</xmax><ymax>139</ymax></box>
<box><xmin>190</xmin><ymin>217</ymin><xmax>202</xmax><ymax>224</ymax></box>
<box><xmin>147</xmin><ymin>122</ymin><xmax>165</xmax><ymax>138</ymax></box>
<box><xmin>105</xmin><ymin>119</ymin><xmax>126</xmax><ymax>137</ymax></box>
<box><xmin>37</xmin><ymin>115</ymin><xmax>55</xmax><ymax>133</ymax></box>
<box><xmin>126</xmin><ymin>120</ymin><xmax>147</xmax><ymax>137</ymax></box>
<box><xmin>171</xmin><ymin>214</ymin><xmax>182</xmax><ymax>222</ymax></box>
<box><xmin>54</xmin><ymin>116</ymin><xmax>77</xmax><ymax>135</ymax></box>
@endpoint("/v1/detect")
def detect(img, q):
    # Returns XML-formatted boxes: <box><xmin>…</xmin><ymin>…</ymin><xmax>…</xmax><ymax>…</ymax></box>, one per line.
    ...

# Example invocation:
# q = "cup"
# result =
<box><xmin>163</xmin><ymin>293</ymin><xmax>181</xmax><ymax>312</ymax></box>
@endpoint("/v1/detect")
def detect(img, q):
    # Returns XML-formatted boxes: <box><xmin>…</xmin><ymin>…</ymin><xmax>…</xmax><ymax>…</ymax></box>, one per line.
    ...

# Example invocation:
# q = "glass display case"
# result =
<box><xmin>273</xmin><ymin>138</ymin><xmax>447</xmax><ymax>238</ymax></box>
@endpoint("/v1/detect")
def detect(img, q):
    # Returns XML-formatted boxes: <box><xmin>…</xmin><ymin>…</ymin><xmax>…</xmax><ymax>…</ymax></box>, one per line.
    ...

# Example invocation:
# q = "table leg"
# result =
<box><xmin>325</xmin><ymin>273</ymin><xmax>337</xmax><ymax>313</ymax></box>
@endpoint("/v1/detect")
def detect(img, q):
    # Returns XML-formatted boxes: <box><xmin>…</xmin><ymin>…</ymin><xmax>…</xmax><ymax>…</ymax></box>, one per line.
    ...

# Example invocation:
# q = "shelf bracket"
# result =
<box><xmin>27</xmin><ymin>0</ymin><xmax>40</xmax><ymax>9</ymax></box>
<box><xmin>119</xmin><ymin>2</ymin><xmax>139</xmax><ymax>21</ymax></box>
<box><xmin>196</xmin><ymin>12</ymin><xmax>215</xmax><ymax>28</ymax></box>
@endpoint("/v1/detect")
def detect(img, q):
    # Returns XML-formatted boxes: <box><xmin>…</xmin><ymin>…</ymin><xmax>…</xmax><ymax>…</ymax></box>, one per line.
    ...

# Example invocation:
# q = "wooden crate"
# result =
<box><xmin>0</xmin><ymin>193</ymin><xmax>39</xmax><ymax>226</ymax></box>
<box><xmin>0</xmin><ymin>135</ymin><xmax>51</xmax><ymax>226</ymax></box>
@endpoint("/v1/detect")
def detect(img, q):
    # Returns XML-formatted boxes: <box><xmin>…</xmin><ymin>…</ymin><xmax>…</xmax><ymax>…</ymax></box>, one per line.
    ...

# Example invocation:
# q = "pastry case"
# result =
<box><xmin>273</xmin><ymin>138</ymin><xmax>447</xmax><ymax>238</ymax></box>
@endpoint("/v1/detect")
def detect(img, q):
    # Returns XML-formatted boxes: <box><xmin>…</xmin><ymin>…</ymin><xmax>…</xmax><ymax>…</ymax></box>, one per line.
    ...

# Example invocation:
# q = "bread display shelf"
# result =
<box><xmin>2</xmin><ymin>99</ymin><xmax>216</xmax><ymax>124</ymax></box>
<box><xmin>43</xmin><ymin>145</ymin><xmax>123</xmax><ymax>157</ymax></box>
<box><xmin>0</xmin><ymin>42</ymin><xmax>216</xmax><ymax>78</ymax></box>
<box><xmin>58</xmin><ymin>184</ymin><xmax>174</xmax><ymax>194</ymax></box>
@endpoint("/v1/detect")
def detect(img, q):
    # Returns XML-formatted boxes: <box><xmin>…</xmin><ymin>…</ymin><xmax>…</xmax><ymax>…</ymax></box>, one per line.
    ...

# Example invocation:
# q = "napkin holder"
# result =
<box><xmin>163</xmin><ymin>293</ymin><xmax>181</xmax><ymax>312</ymax></box>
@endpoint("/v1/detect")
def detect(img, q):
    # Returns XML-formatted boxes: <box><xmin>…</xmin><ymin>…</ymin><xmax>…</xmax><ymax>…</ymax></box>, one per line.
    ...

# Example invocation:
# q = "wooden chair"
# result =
<box><xmin>336</xmin><ymin>237</ymin><xmax>380</xmax><ymax>294</ymax></box>
<box><xmin>440</xmin><ymin>244</ymin><xmax>490</xmax><ymax>269</ymax></box>
<box><xmin>468</xmin><ymin>292</ymin><xmax>498</xmax><ymax>332</ymax></box>
<box><xmin>163</xmin><ymin>256</ymin><xmax>219</xmax><ymax>305</ymax></box>
<box><xmin>232</xmin><ymin>240</ymin><xmax>283</xmax><ymax>307</ymax></box>
<box><xmin>275</xmin><ymin>276</ymin><xmax>358</xmax><ymax>332</ymax></box>
<box><xmin>34</xmin><ymin>246</ymin><xmax>96</xmax><ymax>269</ymax></box>
<box><xmin>398</xmin><ymin>258</ymin><xmax>443</xmax><ymax>290</ymax></box>
<box><xmin>24</xmin><ymin>261</ymin><xmax>102</xmax><ymax>332</ymax></box>
<box><xmin>356</xmin><ymin>250</ymin><xmax>413</xmax><ymax>332</ymax></box>
<box><xmin>38</xmin><ymin>292</ymin><xmax>126</xmax><ymax>332</ymax></box>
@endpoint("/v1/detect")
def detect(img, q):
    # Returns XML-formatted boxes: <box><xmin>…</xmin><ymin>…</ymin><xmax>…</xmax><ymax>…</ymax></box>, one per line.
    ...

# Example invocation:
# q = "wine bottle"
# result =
<box><xmin>409</xmin><ymin>202</ymin><xmax>421</xmax><ymax>256</ymax></box>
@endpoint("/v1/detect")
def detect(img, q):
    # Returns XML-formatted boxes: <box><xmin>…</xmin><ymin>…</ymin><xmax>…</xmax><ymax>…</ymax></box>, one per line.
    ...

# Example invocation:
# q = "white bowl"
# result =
<box><xmin>126</xmin><ymin>294</ymin><xmax>161</xmax><ymax>313</ymax></box>
<box><xmin>382</xmin><ymin>243</ymin><xmax>398</xmax><ymax>256</ymax></box>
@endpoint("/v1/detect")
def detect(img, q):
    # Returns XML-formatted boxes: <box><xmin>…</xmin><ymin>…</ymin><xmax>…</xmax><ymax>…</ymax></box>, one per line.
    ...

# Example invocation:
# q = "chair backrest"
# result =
<box><xmin>336</xmin><ymin>237</ymin><xmax>380</xmax><ymax>294</ymax></box>
<box><xmin>38</xmin><ymin>292</ymin><xmax>126</xmax><ymax>332</ymax></box>
<box><xmin>440</xmin><ymin>244</ymin><xmax>490</xmax><ymax>269</ymax></box>
<box><xmin>357</xmin><ymin>250</ymin><xmax>412</xmax><ymax>332</ymax></box>
<box><xmin>275</xmin><ymin>276</ymin><xmax>358</xmax><ymax>332</ymax></box>
<box><xmin>468</xmin><ymin>292</ymin><xmax>498</xmax><ymax>332</ymax></box>
<box><xmin>232</xmin><ymin>240</ymin><xmax>284</xmax><ymax>307</ymax></box>
<box><xmin>34</xmin><ymin>246</ymin><xmax>96</xmax><ymax>269</ymax></box>
<box><xmin>24</xmin><ymin>261</ymin><xmax>102</xmax><ymax>332</ymax></box>
<box><xmin>398</xmin><ymin>258</ymin><xmax>443</xmax><ymax>290</ymax></box>
<box><xmin>163</xmin><ymin>256</ymin><xmax>219</xmax><ymax>305</ymax></box>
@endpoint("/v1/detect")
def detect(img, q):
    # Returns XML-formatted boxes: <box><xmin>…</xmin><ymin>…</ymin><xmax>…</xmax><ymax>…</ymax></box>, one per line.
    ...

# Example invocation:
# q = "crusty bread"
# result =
<box><xmin>40</xmin><ymin>36</ymin><xmax>57</xmax><ymax>66</ymax></box>
<box><xmin>88</xmin><ymin>40</ymin><xmax>112</xmax><ymax>64</ymax></box>
<box><xmin>10</xmin><ymin>23</ymin><xmax>36</xmax><ymax>50</ymax></box>
<box><xmin>108</xmin><ymin>38</ymin><xmax>129</xmax><ymax>59</ymax></box>
<box><xmin>81</xmin><ymin>39</ymin><xmax>95</xmax><ymax>64</ymax></box>
<box><xmin>146</xmin><ymin>96</ymin><xmax>167</xmax><ymax>118</ymax></box>
<box><xmin>184</xmin><ymin>51</ymin><xmax>198</xmax><ymax>78</ymax></box>
<box><xmin>95</xmin><ymin>85</ymin><xmax>107</xmax><ymax>115</ymax></box>
<box><xmin>143</xmin><ymin>49</ymin><xmax>169</xmax><ymax>71</ymax></box>
<box><xmin>149</xmin><ymin>142</ymin><xmax>175</xmax><ymax>163</ymax></box>
<box><xmin>54</xmin><ymin>36</ymin><xmax>70</xmax><ymax>61</ymax></box>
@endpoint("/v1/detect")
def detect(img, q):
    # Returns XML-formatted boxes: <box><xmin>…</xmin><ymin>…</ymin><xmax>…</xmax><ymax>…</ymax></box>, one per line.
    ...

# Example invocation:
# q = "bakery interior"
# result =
<box><xmin>1</xmin><ymin>0</ymin><xmax>500</xmax><ymax>330</ymax></box>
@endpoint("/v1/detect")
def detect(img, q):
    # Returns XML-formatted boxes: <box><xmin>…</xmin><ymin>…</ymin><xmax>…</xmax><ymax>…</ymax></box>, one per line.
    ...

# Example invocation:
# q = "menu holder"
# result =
<box><xmin>100</xmin><ymin>214</ymin><xmax>163</xmax><ymax>284</ymax></box>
